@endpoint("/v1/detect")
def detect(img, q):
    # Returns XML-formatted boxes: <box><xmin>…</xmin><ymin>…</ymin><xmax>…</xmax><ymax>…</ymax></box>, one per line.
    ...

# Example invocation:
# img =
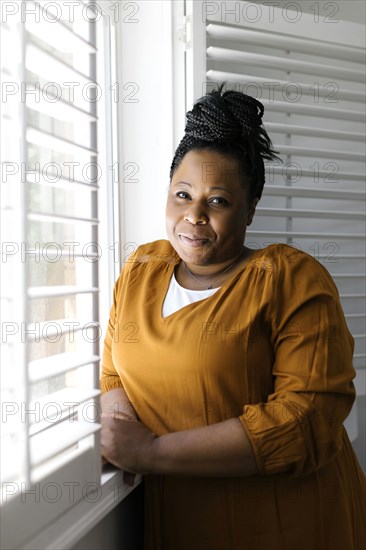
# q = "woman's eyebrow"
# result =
<box><xmin>210</xmin><ymin>186</ymin><xmax>234</xmax><ymax>195</ymax></box>
<box><xmin>175</xmin><ymin>181</ymin><xmax>234</xmax><ymax>195</ymax></box>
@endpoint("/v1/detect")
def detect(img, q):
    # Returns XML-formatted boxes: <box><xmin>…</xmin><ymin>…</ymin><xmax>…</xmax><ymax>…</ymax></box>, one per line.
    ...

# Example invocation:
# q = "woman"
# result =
<box><xmin>100</xmin><ymin>85</ymin><xmax>366</xmax><ymax>550</ymax></box>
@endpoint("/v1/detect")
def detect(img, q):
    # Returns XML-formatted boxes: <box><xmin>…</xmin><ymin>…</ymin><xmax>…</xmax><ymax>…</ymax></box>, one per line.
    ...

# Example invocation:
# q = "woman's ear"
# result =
<box><xmin>246</xmin><ymin>198</ymin><xmax>259</xmax><ymax>226</ymax></box>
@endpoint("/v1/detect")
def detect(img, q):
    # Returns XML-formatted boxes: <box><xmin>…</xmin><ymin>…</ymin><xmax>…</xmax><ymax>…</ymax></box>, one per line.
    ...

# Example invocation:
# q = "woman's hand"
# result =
<box><xmin>101</xmin><ymin>412</ymin><xmax>157</xmax><ymax>475</ymax></box>
<box><xmin>100</xmin><ymin>388</ymin><xmax>143</xmax><ymax>485</ymax></box>
<box><xmin>101</xmin><ymin>451</ymin><xmax>136</xmax><ymax>487</ymax></box>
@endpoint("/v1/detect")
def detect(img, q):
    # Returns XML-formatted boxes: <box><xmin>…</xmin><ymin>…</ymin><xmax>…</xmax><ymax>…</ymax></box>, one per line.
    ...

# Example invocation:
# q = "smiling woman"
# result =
<box><xmin>166</xmin><ymin>149</ymin><xmax>259</xmax><ymax>287</ymax></box>
<box><xmin>100</xmin><ymin>84</ymin><xmax>366</xmax><ymax>550</ymax></box>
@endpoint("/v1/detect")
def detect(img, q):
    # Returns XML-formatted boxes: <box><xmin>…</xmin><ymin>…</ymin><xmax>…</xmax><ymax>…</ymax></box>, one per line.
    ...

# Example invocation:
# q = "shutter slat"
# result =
<box><xmin>26</xmin><ymin>174</ymin><xmax>98</xmax><ymax>190</ymax></box>
<box><xmin>264</xmin><ymin>123</ymin><xmax>364</xmax><ymax>142</ymax></box>
<box><xmin>26</xmin><ymin>127</ymin><xmax>98</xmax><ymax>157</ymax></box>
<box><xmin>26</xmin><ymin>43</ymin><xmax>97</xmax><ymax>87</ymax></box>
<box><xmin>247</xmin><ymin>230</ymin><xmax>365</xmax><ymax>240</ymax></box>
<box><xmin>316</xmin><ymin>255</ymin><xmax>366</xmax><ymax>260</ymax></box>
<box><xmin>255</xmin><ymin>207</ymin><xmax>365</xmax><ymax>221</ymax></box>
<box><xmin>26</xmin><ymin>2</ymin><xmax>97</xmax><ymax>54</ymax></box>
<box><xmin>21</xmin><ymin>248</ymin><xmax>99</xmax><ymax>259</ymax></box>
<box><xmin>274</xmin><ymin>145</ymin><xmax>363</xmax><ymax>162</ymax></box>
<box><xmin>206</xmin><ymin>23</ymin><xmax>365</xmax><ymax>63</ymax></box>
<box><xmin>29</xmin><ymin>353</ymin><xmax>100</xmax><ymax>383</ymax></box>
<box><xmin>207</xmin><ymin>47</ymin><xmax>365</xmax><ymax>82</ymax></box>
<box><xmin>30</xmin><ymin>422</ymin><xmax>100</xmax><ymax>467</ymax></box>
<box><xmin>346</xmin><ymin>313</ymin><xmax>366</xmax><ymax>318</ymax></box>
<box><xmin>206</xmin><ymin>70</ymin><xmax>365</xmax><ymax>103</ymax></box>
<box><xmin>338</xmin><ymin>294</ymin><xmax>366</xmax><ymax>299</ymax></box>
<box><xmin>261</xmin><ymin>98</ymin><xmax>365</xmax><ymax>122</ymax></box>
<box><xmin>332</xmin><ymin>274</ymin><xmax>366</xmax><ymax>279</ymax></box>
<box><xmin>27</xmin><ymin>94</ymin><xmax>97</xmax><ymax>123</ymax></box>
<box><xmin>263</xmin><ymin>186</ymin><xmax>365</xmax><ymax>200</ymax></box>
<box><xmin>28</xmin><ymin>212</ymin><xmax>99</xmax><ymax>225</ymax></box>
<box><xmin>28</xmin><ymin>286</ymin><xmax>98</xmax><ymax>298</ymax></box>
<box><xmin>29</xmin><ymin>388</ymin><xmax>101</xmax><ymax>435</ymax></box>
<box><xmin>269</xmin><ymin>165</ymin><xmax>364</xmax><ymax>181</ymax></box>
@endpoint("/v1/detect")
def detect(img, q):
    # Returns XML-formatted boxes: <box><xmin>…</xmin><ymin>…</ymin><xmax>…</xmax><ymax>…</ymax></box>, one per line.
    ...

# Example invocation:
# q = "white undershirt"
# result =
<box><xmin>162</xmin><ymin>271</ymin><xmax>220</xmax><ymax>318</ymax></box>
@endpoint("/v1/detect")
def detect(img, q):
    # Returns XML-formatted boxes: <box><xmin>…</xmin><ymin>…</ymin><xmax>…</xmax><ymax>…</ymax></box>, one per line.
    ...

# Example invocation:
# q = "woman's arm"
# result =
<box><xmin>100</xmin><ymin>415</ymin><xmax>257</xmax><ymax>477</ymax></box>
<box><xmin>152</xmin><ymin>417</ymin><xmax>257</xmax><ymax>476</ymax></box>
<box><xmin>101</xmin><ymin>388</ymin><xmax>138</xmax><ymax>485</ymax></box>
<box><xmin>101</xmin><ymin>387</ymin><xmax>138</xmax><ymax>420</ymax></box>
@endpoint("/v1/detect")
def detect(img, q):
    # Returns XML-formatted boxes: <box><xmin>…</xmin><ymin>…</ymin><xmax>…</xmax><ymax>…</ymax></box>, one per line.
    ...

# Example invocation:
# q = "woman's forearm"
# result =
<box><xmin>101</xmin><ymin>397</ymin><xmax>258</xmax><ymax>477</ymax></box>
<box><xmin>101</xmin><ymin>387</ymin><xmax>138</xmax><ymax>485</ymax></box>
<box><xmin>150</xmin><ymin>418</ymin><xmax>258</xmax><ymax>477</ymax></box>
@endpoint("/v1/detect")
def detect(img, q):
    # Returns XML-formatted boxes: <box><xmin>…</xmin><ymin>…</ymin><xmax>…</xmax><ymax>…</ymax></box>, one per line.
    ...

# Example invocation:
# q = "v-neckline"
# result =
<box><xmin>159</xmin><ymin>247</ymin><xmax>263</xmax><ymax>322</ymax></box>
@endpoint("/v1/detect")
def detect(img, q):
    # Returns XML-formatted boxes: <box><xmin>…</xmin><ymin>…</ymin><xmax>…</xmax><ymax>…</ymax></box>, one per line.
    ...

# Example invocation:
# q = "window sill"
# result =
<box><xmin>19</xmin><ymin>467</ymin><xmax>142</xmax><ymax>550</ymax></box>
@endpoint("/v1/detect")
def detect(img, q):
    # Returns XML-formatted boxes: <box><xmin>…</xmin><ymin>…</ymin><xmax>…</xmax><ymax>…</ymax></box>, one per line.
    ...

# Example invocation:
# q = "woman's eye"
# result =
<box><xmin>176</xmin><ymin>191</ymin><xmax>190</xmax><ymax>199</ymax></box>
<box><xmin>210</xmin><ymin>197</ymin><xmax>229</xmax><ymax>206</ymax></box>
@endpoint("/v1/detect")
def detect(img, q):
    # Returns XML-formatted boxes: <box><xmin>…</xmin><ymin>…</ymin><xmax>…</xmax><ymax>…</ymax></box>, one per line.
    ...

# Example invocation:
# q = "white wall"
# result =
<box><xmin>115</xmin><ymin>1</ymin><xmax>175</xmax><ymax>249</ymax></box>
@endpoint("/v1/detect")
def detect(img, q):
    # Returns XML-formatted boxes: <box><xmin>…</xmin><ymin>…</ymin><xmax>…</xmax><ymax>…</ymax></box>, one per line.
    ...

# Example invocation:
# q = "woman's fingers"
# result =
<box><xmin>100</xmin><ymin>413</ymin><xmax>156</xmax><ymax>473</ymax></box>
<box><xmin>123</xmin><ymin>471</ymin><xmax>136</xmax><ymax>486</ymax></box>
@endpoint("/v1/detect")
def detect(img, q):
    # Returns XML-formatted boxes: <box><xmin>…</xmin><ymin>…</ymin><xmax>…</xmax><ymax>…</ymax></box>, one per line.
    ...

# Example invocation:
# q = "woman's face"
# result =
<box><xmin>166</xmin><ymin>149</ymin><xmax>258</xmax><ymax>267</ymax></box>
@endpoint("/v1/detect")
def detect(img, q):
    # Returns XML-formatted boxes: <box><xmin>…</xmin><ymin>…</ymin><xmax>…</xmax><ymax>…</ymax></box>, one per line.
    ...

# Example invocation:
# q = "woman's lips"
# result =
<box><xmin>179</xmin><ymin>235</ymin><xmax>210</xmax><ymax>248</ymax></box>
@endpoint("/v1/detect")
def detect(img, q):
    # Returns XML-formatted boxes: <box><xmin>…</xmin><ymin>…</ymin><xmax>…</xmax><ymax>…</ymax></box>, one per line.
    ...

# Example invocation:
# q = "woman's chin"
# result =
<box><xmin>175</xmin><ymin>242</ymin><xmax>215</xmax><ymax>265</ymax></box>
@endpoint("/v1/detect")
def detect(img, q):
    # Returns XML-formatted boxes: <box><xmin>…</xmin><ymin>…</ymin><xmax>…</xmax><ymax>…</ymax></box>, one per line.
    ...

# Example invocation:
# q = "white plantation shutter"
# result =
<box><xmin>0</xmin><ymin>2</ymin><xmax>117</xmax><ymax>547</ymax></box>
<box><xmin>181</xmin><ymin>1</ymin><xmax>365</xmax><ymax>425</ymax></box>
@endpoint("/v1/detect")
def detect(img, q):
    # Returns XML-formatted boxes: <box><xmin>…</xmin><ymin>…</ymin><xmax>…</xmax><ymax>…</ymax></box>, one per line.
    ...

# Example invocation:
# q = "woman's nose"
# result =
<box><xmin>184</xmin><ymin>203</ymin><xmax>208</xmax><ymax>225</ymax></box>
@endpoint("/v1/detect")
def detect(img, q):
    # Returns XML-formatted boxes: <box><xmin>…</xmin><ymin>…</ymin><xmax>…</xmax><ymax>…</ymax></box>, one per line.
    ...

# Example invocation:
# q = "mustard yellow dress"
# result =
<box><xmin>101</xmin><ymin>240</ymin><xmax>366</xmax><ymax>550</ymax></box>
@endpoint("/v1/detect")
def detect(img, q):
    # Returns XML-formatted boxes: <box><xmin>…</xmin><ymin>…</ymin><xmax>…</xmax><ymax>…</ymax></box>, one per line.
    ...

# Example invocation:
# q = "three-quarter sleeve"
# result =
<box><xmin>100</xmin><ymin>272</ymin><xmax>125</xmax><ymax>394</ymax></box>
<box><xmin>239</xmin><ymin>246</ymin><xmax>356</xmax><ymax>477</ymax></box>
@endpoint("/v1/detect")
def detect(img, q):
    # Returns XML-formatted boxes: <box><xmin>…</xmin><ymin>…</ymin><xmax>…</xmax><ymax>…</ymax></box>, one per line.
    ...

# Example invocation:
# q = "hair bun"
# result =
<box><xmin>170</xmin><ymin>82</ymin><xmax>279</xmax><ymax>201</ymax></box>
<box><xmin>184</xmin><ymin>83</ymin><xmax>264</xmax><ymax>143</ymax></box>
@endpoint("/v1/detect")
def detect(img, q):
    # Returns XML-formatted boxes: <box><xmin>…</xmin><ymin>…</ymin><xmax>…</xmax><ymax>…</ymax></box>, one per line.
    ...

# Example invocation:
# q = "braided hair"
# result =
<box><xmin>170</xmin><ymin>83</ymin><xmax>279</xmax><ymax>201</ymax></box>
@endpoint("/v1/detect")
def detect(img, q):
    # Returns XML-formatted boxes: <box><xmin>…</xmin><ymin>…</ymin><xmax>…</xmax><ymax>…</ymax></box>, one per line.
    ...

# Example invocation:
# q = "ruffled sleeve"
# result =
<box><xmin>239</xmin><ymin>245</ymin><xmax>356</xmax><ymax>477</ymax></box>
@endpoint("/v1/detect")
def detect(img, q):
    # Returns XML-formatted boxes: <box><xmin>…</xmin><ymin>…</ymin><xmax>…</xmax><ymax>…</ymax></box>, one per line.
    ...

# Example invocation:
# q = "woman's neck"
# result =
<box><xmin>175</xmin><ymin>247</ymin><xmax>254</xmax><ymax>291</ymax></box>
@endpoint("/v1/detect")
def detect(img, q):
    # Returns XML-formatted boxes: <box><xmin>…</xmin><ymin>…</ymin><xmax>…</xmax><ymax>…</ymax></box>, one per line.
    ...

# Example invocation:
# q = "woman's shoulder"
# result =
<box><xmin>127</xmin><ymin>239</ymin><xmax>179</xmax><ymax>265</ymax></box>
<box><xmin>113</xmin><ymin>240</ymin><xmax>178</xmax><ymax>295</ymax></box>
<box><xmin>255</xmin><ymin>243</ymin><xmax>339</xmax><ymax>297</ymax></box>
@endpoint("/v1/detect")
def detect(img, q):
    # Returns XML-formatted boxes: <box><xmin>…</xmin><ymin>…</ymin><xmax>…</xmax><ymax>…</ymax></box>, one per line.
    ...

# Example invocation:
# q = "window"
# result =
<box><xmin>0</xmin><ymin>2</ymin><xmax>118</xmax><ymax>547</ymax></box>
